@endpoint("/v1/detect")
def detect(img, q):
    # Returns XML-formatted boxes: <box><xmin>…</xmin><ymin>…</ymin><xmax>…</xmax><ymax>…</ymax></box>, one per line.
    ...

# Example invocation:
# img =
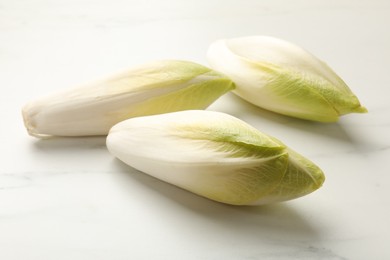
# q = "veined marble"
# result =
<box><xmin>1</xmin><ymin>0</ymin><xmax>389</xmax><ymax>259</ymax></box>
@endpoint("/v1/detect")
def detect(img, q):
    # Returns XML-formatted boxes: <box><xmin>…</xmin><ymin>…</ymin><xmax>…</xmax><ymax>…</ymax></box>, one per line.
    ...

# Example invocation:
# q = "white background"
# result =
<box><xmin>1</xmin><ymin>0</ymin><xmax>389</xmax><ymax>259</ymax></box>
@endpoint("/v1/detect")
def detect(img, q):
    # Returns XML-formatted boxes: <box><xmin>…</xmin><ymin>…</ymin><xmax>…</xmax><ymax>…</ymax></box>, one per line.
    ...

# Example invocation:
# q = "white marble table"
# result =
<box><xmin>1</xmin><ymin>0</ymin><xmax>389</xmax><ymax>259</ymax></box>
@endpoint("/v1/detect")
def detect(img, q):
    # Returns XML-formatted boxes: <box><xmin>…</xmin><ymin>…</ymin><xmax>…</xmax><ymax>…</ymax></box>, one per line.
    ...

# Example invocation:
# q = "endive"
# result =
<box><xmin>207</xmin><ymin>35</ymin><xmax>367</xmax><ymax>122</ymax></box>
<box><xmin>106</xmin><ymin>110</ymin><xmax>325</xmax><ymax>205</ymax></box>
<box><xmin>22</xmin><ymin>60</ymin><xmax>234</xmax><ymax>137</ymax></box>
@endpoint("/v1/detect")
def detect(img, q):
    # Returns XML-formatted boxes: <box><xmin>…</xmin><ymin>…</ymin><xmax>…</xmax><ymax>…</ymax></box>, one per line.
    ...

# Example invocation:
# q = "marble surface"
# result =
<box><xmin>1</xmin><ymin>0</ymin><xmax>389</xmax><ymax>259</ymax></box>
